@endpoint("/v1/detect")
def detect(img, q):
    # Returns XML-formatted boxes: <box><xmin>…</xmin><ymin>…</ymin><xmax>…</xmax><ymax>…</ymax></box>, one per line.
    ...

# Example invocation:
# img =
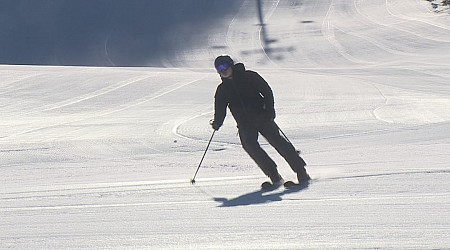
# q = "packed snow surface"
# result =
<box><xmin>1</xmin><ymin>0</ymin><xmax>450</xmax><ymax>249</ymax></box>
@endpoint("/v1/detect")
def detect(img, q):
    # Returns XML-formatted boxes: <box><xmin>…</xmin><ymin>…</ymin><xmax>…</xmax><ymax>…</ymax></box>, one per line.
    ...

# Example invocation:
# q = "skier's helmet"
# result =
<box><xmin>214</xmin><ymin>55</ymin><xmax>234</xmax><ymax>73</ymax></box>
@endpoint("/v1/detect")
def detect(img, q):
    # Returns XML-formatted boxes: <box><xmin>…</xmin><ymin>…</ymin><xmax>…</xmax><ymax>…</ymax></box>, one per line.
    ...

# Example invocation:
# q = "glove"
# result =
<box><xmin>210</xmin><ymin>119</ymin><xmax>221</xmax><ymax>131</ymax></box>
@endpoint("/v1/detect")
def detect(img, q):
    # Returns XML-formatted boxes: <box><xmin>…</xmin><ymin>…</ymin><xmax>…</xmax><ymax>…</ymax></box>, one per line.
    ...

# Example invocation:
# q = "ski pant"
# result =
<box><xmin>238</xmin><ymin>120</ymin><xmax>307</xmax><ymax>182</ymax></box>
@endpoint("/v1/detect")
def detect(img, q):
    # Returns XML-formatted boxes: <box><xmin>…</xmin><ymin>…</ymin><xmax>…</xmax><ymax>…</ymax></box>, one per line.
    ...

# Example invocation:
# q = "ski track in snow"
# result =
<box><xmin>1</xmin><ymin>169</ymin><xmax>449</xmax><ymax>214</ymax></box>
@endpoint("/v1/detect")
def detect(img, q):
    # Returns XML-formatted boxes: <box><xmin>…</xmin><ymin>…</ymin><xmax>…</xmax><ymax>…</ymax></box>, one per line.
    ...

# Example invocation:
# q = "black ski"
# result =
<box><xmin>261</xmin><ymin>180</ymin><xmax>310</xmax><ymax>190</ymax></box>
<box><xmin>283</xmin><ymin>180</ymin><xmax>310</xmax><ymax>189</ymax></box>
<box><xmin>261</xmin><ymin>181</ymin><xmax>282</xmax><ymax>190</ymax></box>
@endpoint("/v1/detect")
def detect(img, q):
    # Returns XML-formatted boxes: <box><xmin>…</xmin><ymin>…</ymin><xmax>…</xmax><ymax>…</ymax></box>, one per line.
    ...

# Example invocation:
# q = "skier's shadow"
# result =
<box><xmin>213</xmin><ymin>182</ymin><xmax>309</xmax><ymax>207</ymax></box>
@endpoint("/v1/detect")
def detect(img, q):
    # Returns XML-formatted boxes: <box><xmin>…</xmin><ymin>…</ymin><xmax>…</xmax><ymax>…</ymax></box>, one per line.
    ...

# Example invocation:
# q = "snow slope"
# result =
<box><xmin>1</xmin><ymin>0</ymin><xmax>450</xmax><ymax>249</ymax></box>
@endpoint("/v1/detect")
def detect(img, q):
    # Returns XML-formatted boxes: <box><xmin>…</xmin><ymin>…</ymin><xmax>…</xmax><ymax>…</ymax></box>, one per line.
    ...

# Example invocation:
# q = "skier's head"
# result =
<box><xmin>214</xmin><ymin>55</ymin><xmax>234</xmax><ymax>79</ymax></box>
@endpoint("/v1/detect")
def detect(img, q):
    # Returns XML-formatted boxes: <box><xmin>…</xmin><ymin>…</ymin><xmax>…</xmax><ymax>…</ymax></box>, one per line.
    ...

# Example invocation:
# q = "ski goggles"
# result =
<box><xmin>216</xmin><ymin>63</ymin><xmax>231</xmax><ymax>73</ymax></box>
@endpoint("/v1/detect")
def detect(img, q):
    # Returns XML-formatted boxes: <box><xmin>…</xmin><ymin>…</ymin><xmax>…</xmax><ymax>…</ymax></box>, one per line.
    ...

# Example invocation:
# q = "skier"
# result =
<box><xmin>210</xmin><ymin>55</ymin><xmax>310</xmax><ymax>188</ymax></box>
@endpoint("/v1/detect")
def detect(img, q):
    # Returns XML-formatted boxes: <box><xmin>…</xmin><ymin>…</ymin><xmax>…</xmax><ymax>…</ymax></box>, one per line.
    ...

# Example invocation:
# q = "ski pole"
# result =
<box><xmin>279</xmin><ymin>127</ymin><xmax>290</xmax><ymax>143</ymax></box>
<box><xmin>190</xmin><ymin>130</ymin><xmax>216</xmax><ymax>184</ymax></box>
<box><xmin>276</xmin><ymin>124</ymin><xmax>301</xmax><ymax>155</ymax></box>
<box><xmin>274</xmin><ymin>122</ymin><xmax>292</xmax><ymax>144</ymax></box>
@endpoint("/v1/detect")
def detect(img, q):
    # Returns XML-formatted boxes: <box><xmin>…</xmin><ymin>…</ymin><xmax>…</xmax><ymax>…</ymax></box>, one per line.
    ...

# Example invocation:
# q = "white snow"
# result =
<box><xmin>1</xmin><ymin>0</ymin><xmax>450</xmax><ymax>249</ymax></box>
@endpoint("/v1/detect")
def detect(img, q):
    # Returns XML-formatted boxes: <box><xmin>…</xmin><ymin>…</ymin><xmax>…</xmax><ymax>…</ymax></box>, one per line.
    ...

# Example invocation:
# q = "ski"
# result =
<box><xmin>283</xmin><ymin>180</ymin><xmax>310</xmax><ymax>189</ymax></box>
<box><xmin>261</xmin><ymin>181</ymin><xmax>283</xmax><ymax>190</ymax></box>
<box><xmin>261</xmin><ymin>180</ymin><xmax>310</xmax><ymax>190</ymax></box>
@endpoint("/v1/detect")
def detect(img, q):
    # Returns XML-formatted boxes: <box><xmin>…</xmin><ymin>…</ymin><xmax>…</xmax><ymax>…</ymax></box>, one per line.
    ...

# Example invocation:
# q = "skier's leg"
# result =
<box><xmin>260</xmin><ymin>121</ymin><xmax>309</xmax><ymax>179</ymax></box>
<box><xmin>238</xmin><ymin>127</ymin><xmax>280</xmax><ymax>182</ymax></box>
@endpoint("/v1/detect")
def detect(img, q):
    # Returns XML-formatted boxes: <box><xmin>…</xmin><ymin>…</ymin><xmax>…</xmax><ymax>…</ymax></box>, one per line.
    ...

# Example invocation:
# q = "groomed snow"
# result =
<box><xmin>1</xmin><ymin>0</ymin><xmax>450</xmax><ymax>249</ymax></box>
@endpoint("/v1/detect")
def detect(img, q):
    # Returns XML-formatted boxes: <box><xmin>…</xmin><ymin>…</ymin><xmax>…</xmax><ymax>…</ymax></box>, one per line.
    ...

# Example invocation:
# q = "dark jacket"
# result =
<box><xmin>214</xmin><ymin>63</ymin><xmax>275</xmax><ymax>128</ymax></box>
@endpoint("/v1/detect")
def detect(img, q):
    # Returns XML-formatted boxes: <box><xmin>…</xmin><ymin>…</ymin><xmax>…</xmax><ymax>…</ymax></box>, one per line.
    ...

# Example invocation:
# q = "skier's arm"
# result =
<box><xmin>213</xmin><ymin>88</ymin><xmax>227</xmax><ymax>130</ymax></box>
<box><xmin>253</xmin><ymin>72</ymin><xmax>275</xmax><ymax>119</ymax></box>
